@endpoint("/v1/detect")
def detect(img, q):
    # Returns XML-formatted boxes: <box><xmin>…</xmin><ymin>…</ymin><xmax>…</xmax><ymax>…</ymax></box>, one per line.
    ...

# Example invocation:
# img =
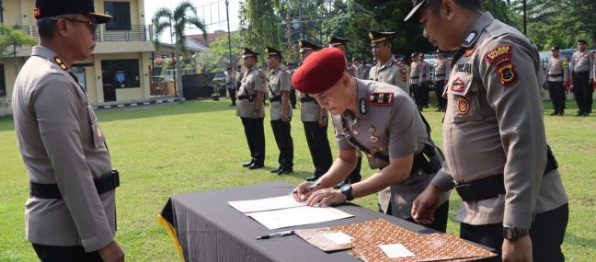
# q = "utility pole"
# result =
<box><xmin>225</xmin><ymin>0</ymin><xmax>233</xmax><ymax>69</ymax></box>
<box><xmin>523</xmin><ymin>0</ymin><xmax>527</xmax><ymax>35</ymax></box>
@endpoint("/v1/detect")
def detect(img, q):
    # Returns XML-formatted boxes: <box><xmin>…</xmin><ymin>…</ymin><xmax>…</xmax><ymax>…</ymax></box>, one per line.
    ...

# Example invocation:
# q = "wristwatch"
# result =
<box><xmin>340</xmin><ymin>184</ymin><xmax>354</xmax><ymax>201</ymax></box>
<box><xmin>503</xmin><ymin>226</ymin><xmax>529</xmax><ymax>241</ymax></box>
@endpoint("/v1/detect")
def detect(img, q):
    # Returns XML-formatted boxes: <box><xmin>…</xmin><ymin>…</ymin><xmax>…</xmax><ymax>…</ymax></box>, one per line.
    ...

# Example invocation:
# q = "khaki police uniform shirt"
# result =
<box><xmin>299</xmin><ymin>91</ymin><xmax>324</xmax><ymax>122</ymax></box>
<box><xmin>433</xmin><ymin>58</ymin><xmax>451</xmax><ymax>82</ymax></box>
<box><xmin>12</xmin><ymin>46</ymin><xmax>115</xmax><ymax>251</ymax></box>
<box><xmin>431</xmin><ymin>12</ymin><xmax>567</xmax><ymax>227</ymax></box>
<box><xmin>368</xmin><ymin>55</ymin><xmax>409</xmax><ymax>94</ymax></box>
<box><xmin>546</xmin><ymin>55</ymin><xmax>569</xmax><ymax>82</ymax></box>
<box><xmin>331</xmin><ymin>79</ymin><xmax>449</xmax><ymax>219</ymax></box>
<box><xmin>267</xmin><ymin>68</ymin><xmax>292</xmax><ymax>120</ymax></box>
<box><xmin>237</xmin><ymin>66</ymin><xmax>266</xmax><ymax>118</ymax></box>
<box><xmin>570</xmin><ymin>50</ymin><xmax>595</xmax><ymax>78</ymax></box>
<box><xmin>410</xmin><ymin>61</ymin><xmax>424</xmax><ymax>85</ymax></box>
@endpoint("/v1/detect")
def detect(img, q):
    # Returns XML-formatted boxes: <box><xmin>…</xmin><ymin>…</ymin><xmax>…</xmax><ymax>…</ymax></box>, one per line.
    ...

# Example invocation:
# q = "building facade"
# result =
<box><xmin>0</xmin><ymin>0</ymin><xmax>156</xmax><ymax>115</ymax></box>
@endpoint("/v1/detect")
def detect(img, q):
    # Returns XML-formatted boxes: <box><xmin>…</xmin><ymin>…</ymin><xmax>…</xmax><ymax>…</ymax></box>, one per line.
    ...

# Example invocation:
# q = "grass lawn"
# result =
<box><xmin>1</xmin><ymin>98</ymin><xmax>594</xmax><ymax>261</ymax></box>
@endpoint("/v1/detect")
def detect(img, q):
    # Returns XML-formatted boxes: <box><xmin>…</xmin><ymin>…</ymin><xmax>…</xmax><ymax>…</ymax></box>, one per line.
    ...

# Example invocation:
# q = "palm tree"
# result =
<box><xmin>0</xmin><ymin>24</ymin><xmax>38</xmax><ymax>75</ymax></box>
<box><xmin>152</xmin><ymin>1</ymin><xmax>208</xmax><ymax>99</ymax></box>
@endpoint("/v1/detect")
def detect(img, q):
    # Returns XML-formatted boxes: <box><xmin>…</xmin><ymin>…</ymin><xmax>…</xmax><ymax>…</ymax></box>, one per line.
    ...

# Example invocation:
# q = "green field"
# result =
<box><xmin>1</xmin><ymin>99</ymin><xmax>594</xmax><ymax>261</ymax></box>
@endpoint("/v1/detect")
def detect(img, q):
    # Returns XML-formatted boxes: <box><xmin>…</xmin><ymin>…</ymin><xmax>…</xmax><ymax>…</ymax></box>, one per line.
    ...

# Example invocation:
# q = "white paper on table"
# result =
<box><xmin>379</xmin><ymin>244</ymin><xmax>415</xmax><ymax>258</ymax></box>
<box><xmin>247</xmin><ymin>206</ymin><xmax>354</xmax><ymax>229</ymax></box>
<box><xmin>228</xmin><ymin>195</ymin><xmax>305</xmax><ymax>214</ymax></box>
<box><xmin>323</xmin><ymin>232</ymin><xmax>354</xmax><ymax>244</ymax></box>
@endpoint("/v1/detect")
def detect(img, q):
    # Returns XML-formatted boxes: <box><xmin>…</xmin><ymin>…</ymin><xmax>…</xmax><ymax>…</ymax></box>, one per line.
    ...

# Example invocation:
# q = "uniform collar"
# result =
<box><xmin>250</xmin><ymin>66</ymin><xmax>258</xmax><ymax>72</ymax></box>
<box><xmin>32</xmin><ymin>46</ymin><xmax>70</xmax><ymax>71</ymax></box>
<box><xmin>377</xmin><ymin>55</ymin><xmax>395</xmax><ymax>70</ymax></box>
<box><xmin>341</xmin><ymin>79</ymin><xmax>370</xmax><ymax>121</ymax></box>
<box><xmin>269</xmin><ymin>67</ymin><xmax>280</xmax><ymax>74</ymax></box>
<box><xmin>461</xmin><ymin>12</ymin><xmax>495</xmax><ymax>48</ymax></box>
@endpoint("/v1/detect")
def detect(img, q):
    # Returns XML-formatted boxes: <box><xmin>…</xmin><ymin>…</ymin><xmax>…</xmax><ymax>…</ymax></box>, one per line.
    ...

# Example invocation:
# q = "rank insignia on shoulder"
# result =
<box><xmin>54</xmin><ymin>56</ymin><xmax>68</xmax><ymax>71</ymax></box>
<box><xmin>368</xmin><ymin>92</ymin><xmax>394</xmax><ymax>106</ymax></box>
<box><xmin>359</xmin><ymin>98</ymin><xmax>368</xmax><ymax>114</ymax></box>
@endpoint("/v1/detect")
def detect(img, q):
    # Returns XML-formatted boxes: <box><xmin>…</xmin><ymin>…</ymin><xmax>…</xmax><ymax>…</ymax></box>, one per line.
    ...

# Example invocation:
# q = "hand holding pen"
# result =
<box><xmin>291</xmin><ymin>182</ymin><xmax>320</xmax><ymax>202</ymax></box>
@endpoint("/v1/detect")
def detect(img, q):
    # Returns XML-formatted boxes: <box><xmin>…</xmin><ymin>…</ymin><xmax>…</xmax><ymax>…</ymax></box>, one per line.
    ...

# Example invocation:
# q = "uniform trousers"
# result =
<box><xmin>400</xmin><ymin>201</ymin><xmax>449</xmax><ymax>233</ymax></box>
<box><xmin>460</xmin><ymin>203</ymin><xmax>568</xmax><ymax>261</ymax></box>
<box><xmin>32</xmin><ymin>244</ymin><xmax>103</xmax><ymax>262</ymax></box>
<box><xmin>434</xmin><ymin>80</ymin><xmax>447</xmax><ymax>110</ymax></box>
<box><xmin>228</xmin><ymin>85</ymin><xmax>236</xmax><ymax>105</ymax></box>
<box><xmin>241</xmin><ymin>117</ymin><xmax>265</xmax><ymax>165</ymax></box>
<box><xmin>303</xmin><ymin>121</ymin><xmax>333</xmax><ymax>177</ymax></box>
<box><xmin>347</xmin><ymin>156</ymin><xmax>362</xmax><ymax>184</ymax></box>
<box><xmin>289</xmin><ymin>88</ymin><xmax>297</xmax><ymax>109</ymax></box>
<box><xmin>271</xmin><ymin>119</ymin><xmax>294</xmax><ymax>169</ymax></box>
<box><xmin>548</xmin><ymin>81</ymin><xmax>566</xmax><ymax>114</ymax></box>
<box><xmin>411</xmin><ymin>84</ymin><xmax>425</xmax><ymax>110</ymax></box>
<box><xmin>572</xmin><ymin>71</ymin><xmax>593</xmax><ymax>114</ymax></box>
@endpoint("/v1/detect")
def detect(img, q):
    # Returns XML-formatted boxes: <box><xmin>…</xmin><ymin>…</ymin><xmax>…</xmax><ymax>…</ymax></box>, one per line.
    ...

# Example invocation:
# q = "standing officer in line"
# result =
<box><xmin>368</xmin><ymin>30</ymin><xmax>413</xmax><ymax>215</ymax></box>
<box><xmin>546</xmin><ymin>46</ymin><xmax>569</xmax><ymax>116</ymax></box>
<box><xmin>238</xmin><ymin>47</ymin><xmax>266</xmax><ymax>169</ymax></box>
<box><xmin>433</xmin><ymin>49</ymin><xmax>450</xmax><ymax>111</ymax></box>
<box><xmin>225</xmin><ymin>67</ymin><xmax>236</xmax><ymax>106</ymax></box>
<box><xmin>287</xmin><ymin>63</ymin><xmax>298</xmax><ymax>109</ymax></box>
<box><xmin>410</xmin><ymin>52</ymin><xmax>425</xmax><ymax>109</ymax></box>
<box><xmin>569</xmin><ymin>39</ymin><xmax>594</xmax><ymax>117</ymax></box>
<box><xmin>265</xmin><ymin>47</ymin><xmax>294</xmax><ymax>175</ymax></box>
<box><xmin>396</xmin><ymin>55</ymin><xmax>411</xmax><ymax>88</ymax></box>
<box><xmin>419</xmin><ymin>53</ymin><xmax>431</xmax><ymax>108</ymax></box>
<box><xmin>235</xmin><ymin>65</ymin><xmax>243</xmax><ymax>92</ymax></box>
<box><xmin>329</xmin><ymin>35</ymin><xmax>363</xmax><ymax>185</ymax></box>
<box><xmin>298</xmin><ymin>40</ymin><xmax>334</xmax><ymax>181</ymax></box>
<box><xmin>12</xmin><ymin>0</ymin><xmax>124</xmax><ymax>261</ymax></box>
<box><xmin>368</xmin><ymin>31</ymin><xmax>409</xmax><ymax>94</ymax></box>
<box><xmin>407</xmin><ymin>1</ymin><xmax>568</xmax><ymax>261</ymax></box>
<box><xmin>292</xmin><ymin>48</ymin><xmax>450</xmax><ymax>232</ymax></box>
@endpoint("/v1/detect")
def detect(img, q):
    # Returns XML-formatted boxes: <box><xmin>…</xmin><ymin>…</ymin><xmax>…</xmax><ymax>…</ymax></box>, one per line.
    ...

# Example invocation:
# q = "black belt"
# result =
<box><xmin>30</xmin><ymin>170</ymin><xmax>120</xmax><ymax>199</ymax></box>
<box><xmin>455</xmin><ymin>145</ymin><xmax>558</xmax><ymax>202</ymax></box>
<box><xmin>411</xmin><ymin>76</ymin><xmax>419</xmax><ymax>79</ymax></box>
<box><xmin>549</xmin><ymin>73</ymin><xmax>563</xmax><ymax>77</ymax></box>
<box><xmin>435</xmin><ymin>74</ymin><xmax>445</xmax><ymax>77</ymax></box>
<box><xmin>238</xmin><ymin>95</ymin><xmax>255</xmax><ymax>101</ymax></box>
<box><xmin>300</xmin><ymin>97</ymin><xmax>317</xmax><ymax>103</ymax></box>
<box><xmin>270</xmin><ymin>96</ymin><xmax>281</xmax><ymax>102</ymax></box>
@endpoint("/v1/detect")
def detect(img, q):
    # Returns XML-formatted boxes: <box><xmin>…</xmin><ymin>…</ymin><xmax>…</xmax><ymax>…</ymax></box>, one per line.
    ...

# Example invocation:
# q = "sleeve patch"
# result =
<box><xmin>368</xmin><ymin>92</ymin><xmax>394</xmax><ymax>106</ymax></box>
<box><xmin>484</xmin><ymin>45</ymin><xmax>514</xmax><ymax>67</ymax></box>
<box><xmin>497</xmin><ymin>63</ymin><xmax>518</xmax><ymax>87</ymax></box>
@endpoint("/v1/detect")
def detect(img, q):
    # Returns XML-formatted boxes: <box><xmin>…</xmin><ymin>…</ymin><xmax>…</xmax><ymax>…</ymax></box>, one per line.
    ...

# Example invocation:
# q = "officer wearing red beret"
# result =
<box><xmin>292</xmin><ymin>48</ymin><xmax>450</xmax><ymax>232</ymax></box>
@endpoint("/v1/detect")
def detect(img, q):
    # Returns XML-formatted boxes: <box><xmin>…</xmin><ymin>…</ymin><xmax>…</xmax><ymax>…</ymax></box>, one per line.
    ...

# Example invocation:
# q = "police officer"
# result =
<box><xmin>225</xmin><ymin>67</ymin><xmax>236</xmax><ymax>106</ymax></box>
<box><xmin>546</xmin><ymin>46</ymin><xmax>570</xmax><ymax>116</ymax></box>
<box><xmin>287</xmin><ymin>63</ymin><xmax>298</xmax><ymax>109</ymax></box>
<box><xmin>350</xmin><ymin>57</ymin><xmax>364</xmax><ymax>78</ymax></box>
<box><xmin>12</xmin><ymin>0</ymin><xmax>124</xmax><ymax>261</ymax></box>
<box><xmin>238</xmin><ymin>47</ymin><xmax>266</xmax><ymax>169</ymax></box>
<box><xmin>368</xmin><ymin>30</ymin><xmax>409</xmax><ymax>95</ymax></box>
<box><xmin>298</xmin><ymin>40</ymin><xmax>334</xmax><ymax>181</ymax></box>
<box><xmin>433</xmin><ymin>49</ymin><xmax>450</xmax><ymax>111</ymax></box>
<box><xmin>406</xmin><ymin>1</ymin><xmax>568</xmax><ymax>261</ymax></box>
<box><xmin>235</xmin><ymin>65</ymin><xmax>243</xmax><ymax>91</ymax></box>
<box><xmin>410</xmin><ymin>52</ymin><xmax>425</xmax><ymax>110</ymax></box>
<box><xmin>292</xmin><ymin>48</ymin><xmax>450</xmax><ymax>232</ymax></box>
<box><xmin>265</xmin><ymin>47</ymin><xmax>294</xmax><ymax>174</ymax></box>
<box><xmin>569</xmin><ymin>39</ymin><xmax>594</xmax><ymax>116</ymax></box>
<box><xmin>419</xmin><ymin>53</ymin><xmax>431</xmax><ymax>108</ymax></box>
<box><xmin>329</xmin><ymin>35</ymin><xmax>362</xmax><ymax>185</ymax></box>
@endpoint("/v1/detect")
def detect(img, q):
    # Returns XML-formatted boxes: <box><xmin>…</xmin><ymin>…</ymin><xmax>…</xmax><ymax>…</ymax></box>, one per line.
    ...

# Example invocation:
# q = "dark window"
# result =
<box><xmin>101</xmin><ymin>59</ymin><xmax>141</xmax><ymax>89</ymax></box>
<box><xmin>104</xmin><ymin>2</ymin><xmax>131</xmax><ymax>30</ymax></box>
<box><xmin>0</xmin><ymin>64</ymin><xmax>6</xmax><ymax>96</ymax></box>
<box><xmin>0</xmin><ymin>1</ymin><xmax>4</xmax><ymax>23</ymax></box>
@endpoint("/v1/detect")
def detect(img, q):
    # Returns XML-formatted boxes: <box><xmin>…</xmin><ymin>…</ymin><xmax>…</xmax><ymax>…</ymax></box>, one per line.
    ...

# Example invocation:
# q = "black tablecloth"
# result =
<box><xmin>159</xmin><ymin>181</ymin><xmax>498</xmax><ymax>262</ymax></box>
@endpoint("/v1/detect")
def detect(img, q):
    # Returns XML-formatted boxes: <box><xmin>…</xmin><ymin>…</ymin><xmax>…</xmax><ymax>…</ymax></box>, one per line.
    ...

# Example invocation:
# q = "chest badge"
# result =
<box><xmin>359</xmin><ymin>98</ymin><xmax>368</xmax><ymax>115</ymax></box>
<box><xmin>369</xmin><ymin>135</ymin><xmax>379</xmax><ymax>143</ymax></box>
<box><xmin>456</xmin><ymin>97</ymin><xmax>471</xmax><ymax>115</ymax></box>
<box><xmin>368</xmin><ymin>125</ymin><xmax>376</xmax><ymax>133</ymax></box>
<box><xmin>463</xmin><ymin>31</ymin><xmax>479</xmax><ymax>46</ymax></box>
<box><xmin>451</xmin><ymin>77</ymin><xmax>465</xmax><ymax>92</ymax></box>
<box><xmin>464</xmin><ymin>46</ymin><xmax>476</xmax><ymax>57</ymax></box>
<box><xmin>368</xmin><ymin>92</ymin><xmax>394</xmax><ymax>106</ymax></box>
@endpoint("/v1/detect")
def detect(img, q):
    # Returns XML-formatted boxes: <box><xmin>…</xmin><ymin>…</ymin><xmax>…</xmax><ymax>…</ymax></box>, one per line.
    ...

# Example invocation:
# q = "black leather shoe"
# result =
<box><xmin>271</xmin><ymin>166</ymin><xmax>282</xmax><ymax>173</ymax></box>
<box><xmin>576</xmin><ymin>112</ymin><xmax>584</xmax><ymax>116</ymax></box>
<box><xmin>248</xmin><ymin>163</ymin><xmax>264</xmax><ymax>170</ymax></box>
<box><xmin>549</xmin><ymin>112</ymin><xmax>558</xmax><ymax>116</ymax></box>
<box><xmin>243</xmin><ymin>160</ymin><xmax>255</xmax><ymax>168</ymax></box>
<box><xmin>558</xmin><ymin>112</ymin><xmax>564</xmax><ymax>116</ymax></box>
<box><xmin>277</xmin><ymin>168</ymin><xmax>293</xmax><ymax>175</ymax></box>
<box><xmin>305</xmin><ymin>175</ymin><xmax>317</xmax><ymax>182</ymax></box>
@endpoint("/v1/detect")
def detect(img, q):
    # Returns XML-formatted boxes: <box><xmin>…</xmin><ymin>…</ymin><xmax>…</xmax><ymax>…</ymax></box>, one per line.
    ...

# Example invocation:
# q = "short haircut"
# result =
<box><xmin>36</xmin><ymin>17</ymin><xmax>58</xmax><ymax>39</ymax></box>
<box><xmin>427</xmin><ymin>0</ymin><xmax>483</xmax><ymax>16</ymax></box>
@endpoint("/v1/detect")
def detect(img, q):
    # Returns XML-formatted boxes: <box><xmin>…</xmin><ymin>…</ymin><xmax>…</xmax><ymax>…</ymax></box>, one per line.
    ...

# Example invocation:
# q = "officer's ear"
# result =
<box><xmin>442</xmin><ymin>0</ymin><xmax>456</xmax><ymax>21</ymax></box>
<box><xmin>56</xmin><ymin>19</ymin><xmax>69</xmax><ymax>37</ymax></box>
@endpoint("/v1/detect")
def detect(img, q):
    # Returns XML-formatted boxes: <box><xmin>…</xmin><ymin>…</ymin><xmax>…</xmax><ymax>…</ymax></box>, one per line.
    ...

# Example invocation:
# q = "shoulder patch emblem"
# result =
<box><xmin>54</xmin><ymin>56</ymin><xmax>68</xmax><ymax>71</ymax></box>
<box><xmin>497</xmin><ymin>64</ymin><xmax>518</xmax><ymax>87</ymax></box>
<box><xmin>463</xmin><ymin>31</ymin><xmax>479</xmax><ymax>47</ymax></box>
<box><xmin>368</xmin><ymin>92</ymin><xmax>394</xmax><ymax>106</ymax></box>
<box><xmin>485</xmin><ymin>45</ymin><xmax>514</xmax><ymax>67</ymax></box>
<box><xmin>451</xmin><ymin>77</ymin><xmax>465</xmax><ymax>92</ymax></box>
<box><xmin>456</xmin><ymin>97</ymin><xmax>471</xmax><ymax>115</ymax></box>
<box><xmin>359</xmin><ymin>98</ymin><xmax>368</xmax><ymax>114</ymax></box>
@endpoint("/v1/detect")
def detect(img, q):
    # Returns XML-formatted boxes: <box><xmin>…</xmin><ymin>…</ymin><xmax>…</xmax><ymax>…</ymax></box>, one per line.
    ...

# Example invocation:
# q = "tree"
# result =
<box><xmin>152</xmin><ymin>1</ymin><xmax>208</xmax><ymax>98</ymax></box>
<box><xmin>200</xmin><ymin>31</ymin><xmax>245</xmax><ymax>72</ymax></box>
<box><xmin>239</xmin><ymin>0</ymin><xmax>283</xmax><ymax>66</ymax></box>
<box><xmin>0</xmin><ymin>24</ymin><xmax>38</xmax><ymax>75</ymax></box>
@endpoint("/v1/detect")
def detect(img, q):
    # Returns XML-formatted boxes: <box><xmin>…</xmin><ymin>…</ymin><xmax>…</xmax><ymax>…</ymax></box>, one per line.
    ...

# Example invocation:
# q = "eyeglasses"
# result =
<box><xmin>54</xmin><ymin>17</ymin><xmax>98</xmax><ymax>34</ymax></box>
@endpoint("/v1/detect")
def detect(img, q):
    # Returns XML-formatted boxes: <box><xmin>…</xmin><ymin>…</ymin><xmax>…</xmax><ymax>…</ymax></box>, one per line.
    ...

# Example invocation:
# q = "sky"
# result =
<box><xmin>144</xmin><ymin>0</ymin><xmax>241</xmax><ymax>41</ymax></box>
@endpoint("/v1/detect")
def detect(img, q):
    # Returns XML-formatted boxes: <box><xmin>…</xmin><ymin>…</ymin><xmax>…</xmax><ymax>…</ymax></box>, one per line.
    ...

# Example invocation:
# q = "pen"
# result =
<box><xmin>291</xmin><ymin>182</ymin><xmax>320</xmax><ymax>195</ymax></box>
<box><xmin>255</xmin><ymin>230</ymin><xmax>295</xmax><ymax>240</ymax></box>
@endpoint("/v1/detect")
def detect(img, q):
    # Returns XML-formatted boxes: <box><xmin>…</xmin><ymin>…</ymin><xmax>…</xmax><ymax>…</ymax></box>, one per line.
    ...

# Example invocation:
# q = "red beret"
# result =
<box><xmin>291</xmin><ymin>48</ymin><xmax>346</xmax><ymax>94</ymax></box>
